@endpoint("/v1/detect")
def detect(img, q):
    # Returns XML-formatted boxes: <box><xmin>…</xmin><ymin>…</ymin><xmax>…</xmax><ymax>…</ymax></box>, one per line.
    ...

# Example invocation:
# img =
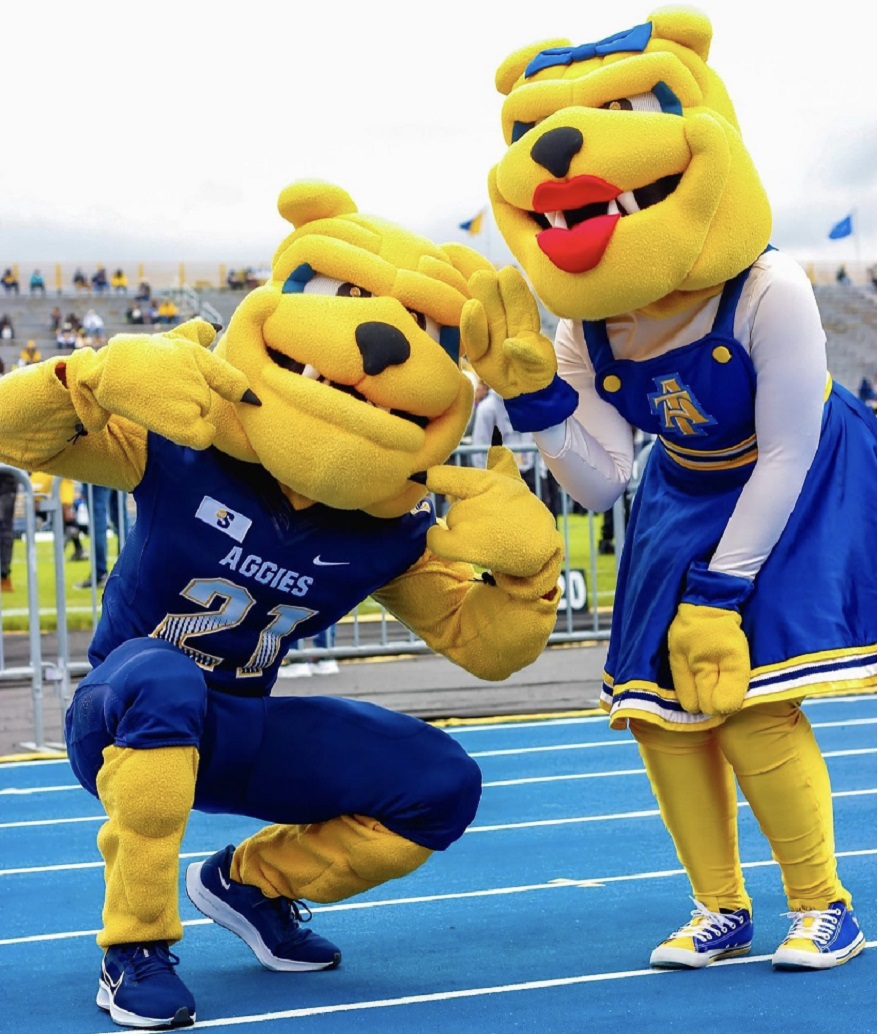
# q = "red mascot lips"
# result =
<box><xmin>532</xmin><ymin>176</ymin><xmax>622</xmax><ymax>274</ymax></box>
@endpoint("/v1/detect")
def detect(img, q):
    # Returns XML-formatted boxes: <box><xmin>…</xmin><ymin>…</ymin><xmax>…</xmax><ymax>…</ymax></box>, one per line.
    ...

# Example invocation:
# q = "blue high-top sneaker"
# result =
<box><xmin>772</xmin><ymin>901</ymin><xmax>865</xmax><ymax>969</ymax></box>
<box><xmin>650</xmin><ymin>899</ymin><xmax>753</xmax><ymax>968</ymax></box>
<box><xmin>186</xmin><ymin>844</ymin><xmax>342</xmax><ymax>972</ymax></box>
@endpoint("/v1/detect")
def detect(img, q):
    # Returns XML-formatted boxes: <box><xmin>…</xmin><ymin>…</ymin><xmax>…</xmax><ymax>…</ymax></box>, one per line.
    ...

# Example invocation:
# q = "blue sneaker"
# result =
<box><xmin>650</xmin><ymin>899</ymin><xmax>753</xmax><ymax>968</ymax></box>
<box><xmin>772</xmin><ymin>901</ymin><xmax>865</xmax><ymax>969</ymax></box>
<box><xmin>96</xmin><ymin>941</ymin><xmax>195</xmax><ymax>1029</ymax></box>
<box><xmin>185</xmin><ymin>845</ymin><xmax>342</xmax><ymax>972</ymax></box>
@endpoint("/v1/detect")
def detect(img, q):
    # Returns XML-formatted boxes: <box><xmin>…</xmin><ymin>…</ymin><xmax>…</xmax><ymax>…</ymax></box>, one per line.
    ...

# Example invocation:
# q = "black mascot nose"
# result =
<box><xmin>355</xmin><ymin>322</ymin><xmax>411</xmax><ymax>376</ymax></box>
<box><xmin>530</xmin><ymin>126</ymin><xmax>584</xmax><ymax>179</ymax></box>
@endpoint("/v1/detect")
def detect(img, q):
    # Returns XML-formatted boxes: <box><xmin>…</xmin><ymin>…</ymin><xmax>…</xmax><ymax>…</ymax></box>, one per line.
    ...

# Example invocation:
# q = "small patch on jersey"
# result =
<box><xmin>195</xmin><ymin>496</ymin><xmax>252</xmax><ymax>542</ymax></box>
<box><xmin>410</xmin><ymin>499</ymin><xmax>433</xmax><ymax>516</ymax></box>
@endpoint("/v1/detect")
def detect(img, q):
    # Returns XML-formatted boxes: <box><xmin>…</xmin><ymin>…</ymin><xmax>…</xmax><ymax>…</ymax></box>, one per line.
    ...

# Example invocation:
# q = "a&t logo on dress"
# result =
<box><xmin>648</xmin><ymin>374</ymin><xmax>716</xmax><ymax>437</ymax></box>
<box><xmin>195</xmin><ymin>496</ymin><xmax>253</xmax><ymax>542</ymax></box>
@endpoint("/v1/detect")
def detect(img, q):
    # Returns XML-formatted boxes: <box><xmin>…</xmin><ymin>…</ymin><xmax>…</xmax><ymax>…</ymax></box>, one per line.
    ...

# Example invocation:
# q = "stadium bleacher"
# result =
<box><xmin>1</xmin><ymin>282</ymin><xmax>875</xmax><ymax>395</ymax></box>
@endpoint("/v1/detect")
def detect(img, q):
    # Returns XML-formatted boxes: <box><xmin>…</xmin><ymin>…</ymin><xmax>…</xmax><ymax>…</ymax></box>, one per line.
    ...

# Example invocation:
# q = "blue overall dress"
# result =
<box><xmin>582</xmin><ymin>264</ymin><xmax>877</xmax><ymax>731</ymax></box>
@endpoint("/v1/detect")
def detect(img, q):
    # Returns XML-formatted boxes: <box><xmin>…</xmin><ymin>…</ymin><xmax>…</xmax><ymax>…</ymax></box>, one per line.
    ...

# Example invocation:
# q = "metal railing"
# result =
<box><xmin>0</xmin><ymin>446</ymin><xmax>629</xmax><ymax>747</ymax></box>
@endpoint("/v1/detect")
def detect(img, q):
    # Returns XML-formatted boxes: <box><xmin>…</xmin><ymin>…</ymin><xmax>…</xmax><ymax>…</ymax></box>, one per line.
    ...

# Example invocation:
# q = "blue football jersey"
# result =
<box><xmin>89</xmin><ymin>434</ymin><xmax>435</xmax><ymax>696</ymax></box>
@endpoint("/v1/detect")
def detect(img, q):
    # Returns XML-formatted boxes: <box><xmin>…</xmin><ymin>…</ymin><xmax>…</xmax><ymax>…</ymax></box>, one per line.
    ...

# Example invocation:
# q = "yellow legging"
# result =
<box><xmin>630</xmin><ymin>701</ymin><xmax>850</xmax><ymax>914</ymax></box>
<box><xmin>95</xmin><ymin>745</ymin><xmax>432</xmax><ymax>948</ymax></box>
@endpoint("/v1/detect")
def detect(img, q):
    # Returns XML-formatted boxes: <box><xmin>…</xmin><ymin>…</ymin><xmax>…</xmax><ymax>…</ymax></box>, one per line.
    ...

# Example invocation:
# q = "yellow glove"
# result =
<box><xmin>461</xmin><ymin>266</ymin><xmax>557</xmax><ymax>400</ymax></box>
<box><xmin>63</xmin><ymin>319</ymin><xmax>256</xmax><ymax>449</ymax></box>
<box><xmin>424</xmin><ymin>445</ymin><xmax>563</xmax><ymax>601</ymax></box>
<box><xmin>667</xmin><ymin>563</ymin><xmax>755</xmax><ymax>716</ymax></box>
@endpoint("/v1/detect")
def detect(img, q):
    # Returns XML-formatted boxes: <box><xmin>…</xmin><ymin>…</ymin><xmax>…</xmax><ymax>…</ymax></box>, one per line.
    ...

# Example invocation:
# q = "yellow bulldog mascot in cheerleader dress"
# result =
<box><xmin>0</xmin><ymin>182</ymin><xmax>563</xmax><ymax>1028</ymax></box>
<box><xmin>463</xmin><ymin>5</ymin><xmax>876</xmax><ymax>973</ymax></box>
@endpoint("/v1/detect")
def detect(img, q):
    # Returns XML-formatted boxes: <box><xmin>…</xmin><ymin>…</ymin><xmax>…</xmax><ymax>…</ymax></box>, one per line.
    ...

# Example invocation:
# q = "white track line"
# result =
<box><xmin>2</xmin><ymin>745</ymin><xmax>874</xmax><ymax>804</ymax></box>
<box><xmin>1</xmin><ymin>783</ymin><xmax>874</xmax><ymax>850</ymax></box>
<box><xmin>2</xmin><ymin>848</ymin><xmax>874</xmax><ymax>947</ymax></box>
<box><xmin>82</xmin><ymin>941</ymin><xmax>877</xmax><ymax>1033</ymax></box>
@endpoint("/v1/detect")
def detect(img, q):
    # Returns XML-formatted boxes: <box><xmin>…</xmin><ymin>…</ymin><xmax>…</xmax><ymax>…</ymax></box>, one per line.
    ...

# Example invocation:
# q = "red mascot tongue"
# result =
<box><xmin>533</xmin><ymin>176</ymin><xmax>621</xmax><ymax>274</ymax></box>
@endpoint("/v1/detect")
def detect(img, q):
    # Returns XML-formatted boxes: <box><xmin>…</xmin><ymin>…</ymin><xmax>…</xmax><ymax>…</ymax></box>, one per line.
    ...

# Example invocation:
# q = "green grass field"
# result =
<box><xmin>0</xmin><ymin>514</ymin><xmax>619</xmax><ymax>633</ymax></box>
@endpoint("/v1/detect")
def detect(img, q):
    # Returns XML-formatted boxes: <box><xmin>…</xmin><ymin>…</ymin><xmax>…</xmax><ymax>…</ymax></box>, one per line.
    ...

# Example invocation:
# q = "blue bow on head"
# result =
<box><xmin>524</xmin><ymin>22</ymin><xmax>653</xmax><ymax>78</ymax></box>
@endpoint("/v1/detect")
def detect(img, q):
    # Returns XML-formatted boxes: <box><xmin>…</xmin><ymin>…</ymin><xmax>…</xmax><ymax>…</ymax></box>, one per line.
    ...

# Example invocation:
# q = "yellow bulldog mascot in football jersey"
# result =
<box><xmin>464</xmin><ymin>5</ymin><xmax>875</xmax><ymax>973</ymax></box>
<box><xmin>0</xmin><ymin>181</ymin><xmax>563</xmax><ymax>1028</ymax></box>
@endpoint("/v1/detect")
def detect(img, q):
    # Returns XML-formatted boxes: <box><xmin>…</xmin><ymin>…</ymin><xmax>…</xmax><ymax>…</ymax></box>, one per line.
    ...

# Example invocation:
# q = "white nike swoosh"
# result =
<box><xmin>219</xmin><ymin>871</ymin><xmax>231</xmax><ymax>891</ymax></box>
<box><xmin>313</xmin><ymin>556</ymin><xmax>350</xmax><ymax>566</ymax></box>
<box><xmin>102</xmin><ymin>965</ymin><xmax>124</xmax><ymax>995</ymax></box>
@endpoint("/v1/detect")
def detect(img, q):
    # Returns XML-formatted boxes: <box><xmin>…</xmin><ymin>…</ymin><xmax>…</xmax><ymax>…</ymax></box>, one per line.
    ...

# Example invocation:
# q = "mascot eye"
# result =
<box><xmin>600</xmin><ymin>91</ymin><xmax>670</xmax><ymax>115</ymax></box>
<box><xmin>301</xmin><ymin>275</ymin><xmax>373</xmax><ymax>298</ymax></box>
<box><xmin>338</xmin><ymin>282</ymin><xmax>373</xmax><ymax>298</ymax></box>
<box><xmin>407</xmin><ymin>309</ymin><xmax>441</xmax><ymax>343</ymax></box>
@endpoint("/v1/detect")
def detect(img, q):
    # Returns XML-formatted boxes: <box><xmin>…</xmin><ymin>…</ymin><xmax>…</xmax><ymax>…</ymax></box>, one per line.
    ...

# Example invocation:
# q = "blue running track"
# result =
<box><xmin>1</xmin><ymin>694</ymin><xmax>875</xmax><ymax>1033</ymax></box>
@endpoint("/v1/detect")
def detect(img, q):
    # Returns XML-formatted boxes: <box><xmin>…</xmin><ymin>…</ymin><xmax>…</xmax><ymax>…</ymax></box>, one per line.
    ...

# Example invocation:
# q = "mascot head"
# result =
<box><xmin>210</xmin><ymin>181</ymin><xmax>492</xmax><ymax>518</ymax></box>
<box><xmin>489</xmin><ymin>6</ymin><xmax>772</xmax><ymax>319</ymax></box>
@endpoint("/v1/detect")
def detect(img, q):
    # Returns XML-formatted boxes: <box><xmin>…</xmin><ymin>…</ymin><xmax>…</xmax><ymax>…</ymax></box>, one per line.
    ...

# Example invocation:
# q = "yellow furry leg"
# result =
<box><xmin>231</xmin><ymin>816</ymin><xmax>433</xmax><ymax>903</ymax></box>
<box><xmin>95</xmin><ymin>744</ymin><xmax>198</xmax><ymax>948</ymax></box>
<box><xmin>716</xmin><ymin>702</ymin><xmax>850</xmax><ymax>911</ymax></box>
<box><xmin>630</xmin><ymin>720</ymin><xmax>751</xmax><ymax>913</ymax></box>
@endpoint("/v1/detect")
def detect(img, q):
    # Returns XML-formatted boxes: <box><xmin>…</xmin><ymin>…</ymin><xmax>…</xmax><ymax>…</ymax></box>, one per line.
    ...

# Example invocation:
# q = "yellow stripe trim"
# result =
<box><xmin>664</xmin><ymin>449</ymin><xmax>758</xmax><ymax>471</ymax></box>
<box><xmin>604</xmin><ymin>680</ymin><xmax>876</xmax><ymax>732</ymax></box>
<box><xmin>660</xmin><ymin>433</ymin><xmax>757</xmax><ymax>458</ymax></box>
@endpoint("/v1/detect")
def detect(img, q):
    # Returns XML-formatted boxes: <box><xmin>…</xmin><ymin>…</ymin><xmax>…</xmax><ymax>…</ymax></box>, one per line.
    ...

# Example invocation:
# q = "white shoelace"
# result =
<box><xmin>669</xmin><ymin>899</ymin><xmax>741</xmax><ymax>942</ymax></box>
<box><xmin>780</xmin><ymin>907</ymin><xmax>839</xmax><ymax>945</ymax></box>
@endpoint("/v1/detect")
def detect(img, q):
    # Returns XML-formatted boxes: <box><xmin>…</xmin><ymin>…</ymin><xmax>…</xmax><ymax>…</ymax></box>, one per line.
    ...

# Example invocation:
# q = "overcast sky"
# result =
<box><xmin>2</xmin><ymin>0</ymin><xmax>875</xmax><ymax>269</ymax></box>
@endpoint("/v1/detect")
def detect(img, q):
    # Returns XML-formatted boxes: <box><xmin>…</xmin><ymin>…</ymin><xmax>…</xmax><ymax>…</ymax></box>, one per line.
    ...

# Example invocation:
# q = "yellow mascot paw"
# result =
<box><xmin>65</xmin><ymin>318</ymin><xmax>255</xmax><ymax>447</ymax></box>
<box><xmin>461</xmin><ymin>266</ymin><xmax>557</xmax><ymax>399</ymax></box>
<box><xmin>668</xmin><ymin>603</ymin><xmax>751</xmax><ymax>716</ymax></box>
<box><xmin>424</xmin><ymin>444</ymin><xmax>563</xmax><ymax>599</ymax></box>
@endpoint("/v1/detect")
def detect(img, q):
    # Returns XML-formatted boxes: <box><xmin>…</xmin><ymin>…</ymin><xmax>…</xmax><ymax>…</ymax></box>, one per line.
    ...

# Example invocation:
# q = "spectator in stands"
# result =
<box><xmin>111</xmin><ymin>269</ymin><xmax>128</xmax><ymax>294</ymax></box>
<box><xmin>156</xmin><ymin>298</ymin><xmax>179</xmax><ymax>325</ymax></box>
<box><xmin>18</xmin><ymin>340</ymin><xmax>42</xmax><ymax>366</ymax></box>
<box><xmin>73</xmin><ymin>268</ymin><xmax>89</xmax><ymax>293</ymax></box>
<box><xmin>91</xmin><ymin>267</ymin><xmax>110</xmax><ymax>294</ymax></box>
<box><xmin>835</xmin><ymin>264</ymin><xmax>852</xmax><ymax>286</ymax></box>
<box><xmin>0</xmin><ymin>467</ymin><xmax>18</xmax><ymax>593</ymax></box>
<box><xmin>49</xmin><ymin>306</ymin><xmax>63</xmax><ymax>333</ymax></box>
<box><xmin>0</xmin><ymin>314</ymin><xmax>14</xmax><ymax>341</ymax></box>
<box><xmin>82</xmin><ymin>308</ymin><xmax>106</xmax><ymax>344</ymax></box>
<box><xmin>56</xmin><ymin>322</ymin><xmax>78</xmax><ymax>350</ymax></box>
<box><xmin>2</xmin><ymin>269</ymin><xmax>20</xmax><ymax>295</ymax></box>
<box><xmin>29</xmin><ymin>269</ymin><xmax>47</xmax><ymax>296</ymax></box>
<box><xmin>66</xmin><ymin>311</ymin><xmax>82</xmax><ymax>331</ymax></box>
<box><xmin>858</xmin><ymin>377</ymin><xmax>877</xmax><ymax>413</ymax></box>
<box><xmin>147</xmin><ymin>299</ymin><xmax>160</xmax><ymax>324</ymax></box>
<box><xmin>868</xmin><ymin>265</ymin><xmax>877</xmax><ymax>290</ymax></box>
<box><xmin>135</xmin><ymin>280</ymin><xmax>151</xmax><ymax>301</ymax></box>
<box><xmin>125</xmin><ymin>303</ymin><xmax>145</xmax><ymax>325</ymax></box>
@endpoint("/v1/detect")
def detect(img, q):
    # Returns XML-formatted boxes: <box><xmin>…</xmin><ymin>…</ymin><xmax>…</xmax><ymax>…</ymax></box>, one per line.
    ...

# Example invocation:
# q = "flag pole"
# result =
<box><xmin>852</xmin><ymin>207</ymin><xmax>861</xmax><ymax>269</ymax></box>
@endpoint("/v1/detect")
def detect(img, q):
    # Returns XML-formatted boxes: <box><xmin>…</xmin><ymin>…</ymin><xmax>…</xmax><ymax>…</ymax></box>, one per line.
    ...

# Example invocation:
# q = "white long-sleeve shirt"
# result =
<box><xmin>533</xmin><ymin>250</ymin><xmax>828</xmax><ymax>581</ymax></box>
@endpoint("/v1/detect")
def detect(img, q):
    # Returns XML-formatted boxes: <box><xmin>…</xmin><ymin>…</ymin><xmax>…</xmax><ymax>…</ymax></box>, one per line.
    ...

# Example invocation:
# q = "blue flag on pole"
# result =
<box><xmin>459</xmin><ymin>210</ymin><xmax>484</xmax><ymax>235</ymax></box>
<box><xmin>828</xmin><ymin>215</ymin><xmax>853</xmax><ymax>240</ymax></box>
